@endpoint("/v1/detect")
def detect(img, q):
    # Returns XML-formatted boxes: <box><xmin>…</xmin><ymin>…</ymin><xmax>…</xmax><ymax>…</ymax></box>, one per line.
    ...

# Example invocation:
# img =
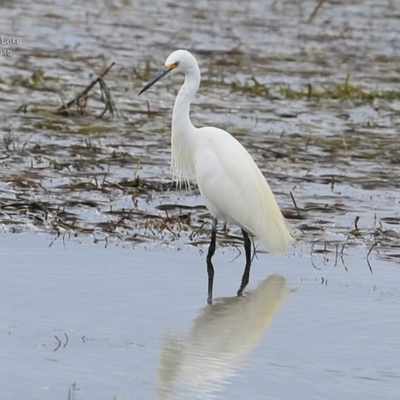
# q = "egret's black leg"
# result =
<box><xmin>237</xmin><ymin>229</ymin><xmax>252</xmax><ymax>296</ymax></box>
<box><xmin>206</xmin><ymin>218</ymin><xmax>217</xmax><ymax>304</ymax></box>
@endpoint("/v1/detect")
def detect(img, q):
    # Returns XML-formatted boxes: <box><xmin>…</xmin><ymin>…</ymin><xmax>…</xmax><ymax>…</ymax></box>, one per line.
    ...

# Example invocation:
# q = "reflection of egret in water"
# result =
<box><xmin>157</xmin><ymin>275</ymin><xmax>289</xmax><ymax>399</ymax></box>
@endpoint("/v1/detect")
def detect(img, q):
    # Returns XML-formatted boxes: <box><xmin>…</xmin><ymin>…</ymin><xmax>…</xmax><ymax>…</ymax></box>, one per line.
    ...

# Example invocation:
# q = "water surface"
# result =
<box><xmin>1</xmin><ymin>234</ymin><xmax>399</xmax><ymax>399</ymax></box>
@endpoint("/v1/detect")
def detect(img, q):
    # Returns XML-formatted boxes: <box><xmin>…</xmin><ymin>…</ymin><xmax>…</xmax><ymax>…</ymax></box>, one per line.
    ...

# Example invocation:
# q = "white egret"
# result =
<box><xmin>139</xmin><ymin>50</ymin><xmax>293</xmax><ymax>303</ymax></box>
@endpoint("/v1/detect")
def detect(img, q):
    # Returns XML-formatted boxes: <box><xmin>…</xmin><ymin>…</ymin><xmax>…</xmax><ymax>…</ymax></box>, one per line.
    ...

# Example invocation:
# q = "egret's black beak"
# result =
<box><xmin>138</xmin><ymin>67</ymin><xmax>172</xmax><ymax>95</ymax></box>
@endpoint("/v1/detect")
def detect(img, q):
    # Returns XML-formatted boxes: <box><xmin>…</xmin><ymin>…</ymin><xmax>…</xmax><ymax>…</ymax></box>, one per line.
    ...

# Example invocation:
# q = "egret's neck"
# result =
<box><xmin>172</xmin><ymin>68</ymin><xmax>200</xmax><ymax>134</ymax></box>
<box><xmin>170</xmin><ymin>67</ymin><xmax>200</xmax><ymax>183</ymax></box>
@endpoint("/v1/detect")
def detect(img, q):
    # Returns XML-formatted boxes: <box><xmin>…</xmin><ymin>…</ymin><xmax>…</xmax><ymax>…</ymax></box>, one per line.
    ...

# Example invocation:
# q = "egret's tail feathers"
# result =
<box><xmin>258</xmin><ymin>213</ymin><xmax>294</xmax><ymax>256</ymax></box>
<box><xmin>251</xmin><ymin>172</ymin><xmax>294</xmax><ymax>256</ymax></box>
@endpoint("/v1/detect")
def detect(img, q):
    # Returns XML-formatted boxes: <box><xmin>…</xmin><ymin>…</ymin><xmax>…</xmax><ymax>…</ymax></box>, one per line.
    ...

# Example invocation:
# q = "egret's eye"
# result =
<box><xmin>166</xmin><ymin>61</ymin><xmax>179</xmax><ymax>70</ymax></box>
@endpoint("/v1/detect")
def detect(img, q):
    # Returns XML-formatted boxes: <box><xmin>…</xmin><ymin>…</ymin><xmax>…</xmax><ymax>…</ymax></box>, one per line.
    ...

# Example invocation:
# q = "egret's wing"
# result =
<box><xmin>194</xmin><ymin>127</ymin><xmax>293</xmax><ymax>255</ymax></box>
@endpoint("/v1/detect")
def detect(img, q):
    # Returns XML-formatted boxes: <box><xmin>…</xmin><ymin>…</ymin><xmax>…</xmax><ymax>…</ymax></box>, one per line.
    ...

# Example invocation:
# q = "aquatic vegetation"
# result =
<box><xmin>229</xmin><ymin>74</ymin><xmax>400</xmax><ymax>102</ymax></box>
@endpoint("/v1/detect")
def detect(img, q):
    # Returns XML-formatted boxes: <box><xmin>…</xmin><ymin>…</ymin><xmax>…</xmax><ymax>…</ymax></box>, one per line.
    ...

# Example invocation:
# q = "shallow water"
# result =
<box><xmin>1</xmin><ymin>0</ymin><xmax>400</xmax><ymax>399</ymax></box>
<box><xmin>1</xmin><ymin>234</ymin><xmax>399</xmax><ymax>399</ymax></box>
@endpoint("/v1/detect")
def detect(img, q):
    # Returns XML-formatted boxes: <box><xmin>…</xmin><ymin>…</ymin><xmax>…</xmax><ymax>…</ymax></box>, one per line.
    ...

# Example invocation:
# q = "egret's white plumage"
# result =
<box><xmin>139</xmin><ymin>49</ymin><xmax>293</xmax><ymax>300</ymax></box>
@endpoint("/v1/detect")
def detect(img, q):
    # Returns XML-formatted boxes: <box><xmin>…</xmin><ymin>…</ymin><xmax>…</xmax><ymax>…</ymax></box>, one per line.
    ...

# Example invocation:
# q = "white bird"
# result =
<box><xmin>139</xmin><ymin>50</ymin><xmax>293</xmax><ymax>303</ymax></box>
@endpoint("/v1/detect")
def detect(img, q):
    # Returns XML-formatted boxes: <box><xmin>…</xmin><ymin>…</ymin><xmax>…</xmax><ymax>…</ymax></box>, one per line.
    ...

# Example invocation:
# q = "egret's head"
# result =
<box><xmin>138</xmin><ymin>50</ymin><xmax>197</xmax><ymax>95</ymax></box>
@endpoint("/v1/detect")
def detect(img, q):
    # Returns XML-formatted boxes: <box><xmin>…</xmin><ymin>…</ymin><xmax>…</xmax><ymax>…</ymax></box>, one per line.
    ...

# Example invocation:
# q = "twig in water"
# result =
<box><xmin>354</xmin><ymin>216</ymin><xmax>360</xmax><ymax>231</ymax></box>
<box><xmin>307</xmin><ymin>0</ymin><xmax>326</xmax><ymax>23</ymax></box>
<box><xmin>63</xmin><ymin>332</ymin><xmax>69</xmax><ymax>348</ymax></box>
<box><xmin>54</xmin><ymin>335</ymin><xmax>62</xmax><ymax>352</ymax></box>
<box><xmin>97</xmin><ymin>75</ymin><xmax>118</xmax><ymax>118</ymax></box>
<box><xmin>251</xmin><ymin>238</ymin><xmax>259</xmax><ymax>262</ymax></box>
<box><xmin>366</xmin><ymin>242</ymin><xmax>377</xmax><ymax>275</ymax></box>
<box><xmin>146</xmin><ymin>99</ymin><xmax>151</xmax><ymax>116</ymax></box>
<box><xmin>290</xmin><ymin>191</ymin><xmax>301</xmax><ymax>216</ymax></box>
<box><xmin>68</xmin><ymin>383</ymin><xmax>78</xmax><ymax>400</ymax></box>
<box><xmin>58</xmin><ymin>62</ymin><xmax>116</xmax><ymax>116</ymax></box>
